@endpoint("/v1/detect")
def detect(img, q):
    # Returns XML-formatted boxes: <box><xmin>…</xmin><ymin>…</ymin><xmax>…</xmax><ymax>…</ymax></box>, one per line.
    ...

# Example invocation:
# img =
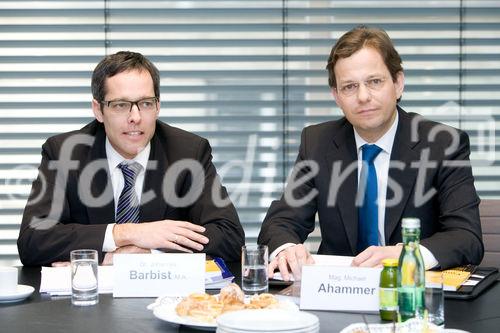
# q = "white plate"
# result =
<box><xmin>0</xmin><ymin>285</ymin><xmax>35</xmax><ymax>303</ymax></box>
<box><xmin>340</xmin><ymin>318</ymin><xmax>442</xmax><ymax>333</ymax></box>
<box><xmin>151</xmin><ymin>296</ymin><xmax>217</xmax><ymax>331</ymax></box>
<box><xmin>149</xmin><ymin>295</ymin><xmax>299</xmax><ymax>332</ymax></box>
<box><xmin>217</xmin><ymin>309</ymin><xmax>318</xmax><ymax>332</ymax></box>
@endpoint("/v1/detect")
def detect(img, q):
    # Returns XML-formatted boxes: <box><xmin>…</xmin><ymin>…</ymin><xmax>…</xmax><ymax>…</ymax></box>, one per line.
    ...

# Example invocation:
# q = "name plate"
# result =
<box><xmin>300</xmin><ymin>265</ymin><xmax>382</xmax><ymax>312</ymax></box>
<box><xmin>113</xmin><ymin>253</ymin><xmax>205</xmax><ymax>297</ymax></box>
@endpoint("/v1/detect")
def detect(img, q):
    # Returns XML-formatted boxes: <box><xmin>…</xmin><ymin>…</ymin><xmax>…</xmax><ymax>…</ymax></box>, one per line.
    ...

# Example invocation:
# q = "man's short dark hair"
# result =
<box><xmin>91</xmin><ymin>51</ymin><xmax>160</xmax><ymax>102</ymax></box>
<box><xmin>326</xmin><ymin>25</ymin><xmax>403</xmax><ymax>89</ymax></box>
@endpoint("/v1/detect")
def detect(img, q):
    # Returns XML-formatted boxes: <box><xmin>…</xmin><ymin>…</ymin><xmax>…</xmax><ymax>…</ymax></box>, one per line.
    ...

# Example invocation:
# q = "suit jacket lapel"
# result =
<box><xmin>140</xmin><ymin>131</ymin><xmax>169</xmax><ymax>222</ymax></box>
<box><xmin>85</xmin><ymin>124</ymin><xmax>116</xmax><ymax>225</ymax></box>
<box><xmin>385</xmin><ymin>107</ymin><xmax>421</xmax><ymax>241</ymax></box>
<box><xmin>326</xmin><ymin>120</ymin><xmax>359</xmax><ymax>254</ymax></box>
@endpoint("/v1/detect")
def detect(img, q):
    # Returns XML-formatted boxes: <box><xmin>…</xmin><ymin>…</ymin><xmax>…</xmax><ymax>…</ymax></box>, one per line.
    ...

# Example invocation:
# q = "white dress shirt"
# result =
<box><xmin>102</xmin><ymin>138</ymin><xmax>150</xmax><ymax>252</ymax></box>
<box><xmin>353</xmin><ymin>112</ymin><xmax>399</xmax><ymax>247</ymax></box>
<box><xmin>272</xmin><ymin>112</ymin><xmax>439</xmax><ymax>269</ymax></box>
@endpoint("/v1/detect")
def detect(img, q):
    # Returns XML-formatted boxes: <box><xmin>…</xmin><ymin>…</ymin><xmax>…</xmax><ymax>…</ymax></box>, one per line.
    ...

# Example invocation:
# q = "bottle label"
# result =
<box><xmin>379</xmin><ymin>287</ymin><xmax>398</xmax><ymax>311</ymax></box>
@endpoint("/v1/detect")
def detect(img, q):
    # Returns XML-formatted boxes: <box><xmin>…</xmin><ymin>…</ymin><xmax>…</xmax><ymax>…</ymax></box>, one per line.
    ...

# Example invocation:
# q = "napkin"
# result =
<box><xmin>40</xmin><ymin>265</ymin><xmax>114</xmax><ymax>296</ymax></box>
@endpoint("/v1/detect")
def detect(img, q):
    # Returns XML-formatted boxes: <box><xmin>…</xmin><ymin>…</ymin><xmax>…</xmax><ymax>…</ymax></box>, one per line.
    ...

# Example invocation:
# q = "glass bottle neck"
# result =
<box><xmin>402</xmin><ymin>227</ymin><xmax>420</xmax><ymax>244</ymax></box>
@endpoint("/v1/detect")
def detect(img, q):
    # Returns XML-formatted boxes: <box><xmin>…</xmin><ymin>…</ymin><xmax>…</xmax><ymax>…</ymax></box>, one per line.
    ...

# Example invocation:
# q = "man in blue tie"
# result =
<box><xmin>258</xmin><ymin>25</ymin><xmax>483</xmax><ymax>281</ymax></box>
<box><xmin>18</xmin><ymin>51</ymin><xmax>245</xmax><ymax>266</ymax></box>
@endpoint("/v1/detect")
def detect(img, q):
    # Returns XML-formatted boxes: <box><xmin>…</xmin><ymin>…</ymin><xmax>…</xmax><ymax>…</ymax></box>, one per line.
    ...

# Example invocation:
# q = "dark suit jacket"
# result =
<box><xmin>18</xmin><ymin>120</ymin><xmax>245</xmax><ymax>266</ymax></box>
<box><xmin>258</xmin><ymin>107</ymin><xmax>483</xmax><ymax>269</ymax></box>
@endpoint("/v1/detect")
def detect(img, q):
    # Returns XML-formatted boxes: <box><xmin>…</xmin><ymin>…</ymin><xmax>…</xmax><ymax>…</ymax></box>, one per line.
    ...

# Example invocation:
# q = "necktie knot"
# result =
<box><xmin>118</xmin><ymin>162</ymin><xmax>142</xmax><ymax>186</ymax></box>
<box><xmin>362</xmin><ymin>144</ymin><xmax>382</xmax><ymax>164</ymax></box>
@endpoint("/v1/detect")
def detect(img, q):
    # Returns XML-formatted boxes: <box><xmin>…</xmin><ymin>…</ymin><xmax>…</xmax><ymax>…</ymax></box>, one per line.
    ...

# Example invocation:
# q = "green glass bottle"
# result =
<box><xmin>379</xmin><ymin>258</ymin><xmax>398</xmax><ymax>321</ymax></box>
<box><xmin>397</xmin><ymin>218</ymin><xmax>425</xmax><ymax>322</ymax></box>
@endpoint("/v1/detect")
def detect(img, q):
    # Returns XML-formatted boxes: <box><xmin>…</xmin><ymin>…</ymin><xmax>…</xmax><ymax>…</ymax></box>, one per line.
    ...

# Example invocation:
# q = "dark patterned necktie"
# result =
<box><xmin>115</xmin><ymin>162</ymin><xmax>142</xmax><ymax>224</ymax></box>
<box><xmin>357</xmin><ymin>144</ymin><xmax>383</xmax><ymax>253</ymax></box>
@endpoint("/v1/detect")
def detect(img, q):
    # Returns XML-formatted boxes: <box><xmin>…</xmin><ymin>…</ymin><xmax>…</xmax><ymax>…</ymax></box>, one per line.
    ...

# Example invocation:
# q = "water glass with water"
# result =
<box><xmin>71</xmin><ymin>249</ymin><xmax>98</xmax><ymax>306</ymax></box>
<box><xmin>424</xmin><ymin>271</ymin><xmax>444</xmax><ymax>327</ymax></box>
<box><xmin>241</xmin><ymin>244</ymin><xmax>268</xmax><ymax>294</ymax></box>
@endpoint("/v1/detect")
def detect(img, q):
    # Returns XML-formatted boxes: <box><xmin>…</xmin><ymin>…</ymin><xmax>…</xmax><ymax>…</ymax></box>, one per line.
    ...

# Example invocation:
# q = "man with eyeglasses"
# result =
<box><xmin>18</xmin><ymin>51</ymin><xmax>245</xmax><ymax>266</ymax></box>
<box><xmin>258</xmin><ymin>26</ymin><xmax>483</xmax><ymax>281</ymax></box>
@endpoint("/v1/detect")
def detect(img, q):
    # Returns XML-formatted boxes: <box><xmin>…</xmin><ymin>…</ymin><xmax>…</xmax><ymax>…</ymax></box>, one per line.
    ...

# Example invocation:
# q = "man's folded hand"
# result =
<box><xmin>102</xmin><ymin>245</ymin><xmax>151</xmax><ymax>265</ymax></box>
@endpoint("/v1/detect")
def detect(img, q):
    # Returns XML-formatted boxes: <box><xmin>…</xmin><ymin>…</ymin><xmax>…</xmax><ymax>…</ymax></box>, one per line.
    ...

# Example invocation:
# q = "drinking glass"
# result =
<box><xmin>424</xmin><ymin>271</ymin><xmax>444</xmax><ymax>327</ymax></box>
<box><xmin>71</xmin><ymin>249</ymin><xmax>98</xmax><ymax>306</ymax></box>
<box><xmin>241</xmin><ymin>244</ymin><xmax>268</xmax><ymax>294</ymax></box>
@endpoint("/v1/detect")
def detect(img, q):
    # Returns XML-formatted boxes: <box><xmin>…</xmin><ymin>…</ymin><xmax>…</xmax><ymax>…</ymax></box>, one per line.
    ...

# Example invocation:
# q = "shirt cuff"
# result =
<box><xmin>420</xmin><ymin>244</ymin><xmax>439</xmax><ymax>270</ymax></box>
<box><xmin>269</xmin><ymin>243</ymin><xmax>296</xmax><ymax>260</ymax></box>
<box><xmin>102</xmin><ymin>224</ymin><xmax>118</xmax><ymax>252</ymax></box>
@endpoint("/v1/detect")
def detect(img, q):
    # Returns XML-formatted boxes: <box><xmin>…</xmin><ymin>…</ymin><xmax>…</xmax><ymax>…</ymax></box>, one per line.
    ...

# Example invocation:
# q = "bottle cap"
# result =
<box><xmin>382</xmin><ymin>258</ymin><xmax>398</xmax><ymax>267</ymax></box>
<box><xmin>402</xmin><ymin>217</ymin><xmax>420</xmax><ymax>229</ymax></box>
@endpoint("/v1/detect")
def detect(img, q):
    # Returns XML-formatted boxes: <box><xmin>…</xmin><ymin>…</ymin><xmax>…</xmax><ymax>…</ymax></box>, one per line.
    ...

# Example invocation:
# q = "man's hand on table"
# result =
<box><xmin>268</xmin><ymin>244</ymin><xmax>315</xmax><ymax>282</ymax></box>
<box><xmin>351</xmin><ymin>245</ymin><xmax>403</xmax><ymax>267</ymax></box>
<box><xmin>102</xmin><ymin>245</ymin><xmax>151</xmax><ymax>265</ymax></box>
<box><xmin>113</xmin><ymin>219</ymin><xmax>209</xmax><ymax>253</ymax></box>
<box><xmin>266</xmin><ymin>244</ymin><xmax>401</xmax><ymax>281</ymax></box>
<box><xmin>51</xmin><ymin>261</ymin><xmax>70</xmax><ymax>267</ymax></box>
<box><xmin>51</xmin><ymin>220</ymin><xmax>210</xmax><ymax>267</ymax></box>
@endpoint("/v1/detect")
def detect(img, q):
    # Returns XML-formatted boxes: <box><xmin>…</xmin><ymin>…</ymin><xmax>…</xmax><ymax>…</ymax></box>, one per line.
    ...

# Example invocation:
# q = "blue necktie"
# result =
<box><xmin>357</xmin><ymin>144</ymin><xmax>383</xmax><ymax>253</ymax></box>
<box><xmin>116</xmin><ymin>162</ymin><xmax>142</xmax><ymax>224</ymax></box>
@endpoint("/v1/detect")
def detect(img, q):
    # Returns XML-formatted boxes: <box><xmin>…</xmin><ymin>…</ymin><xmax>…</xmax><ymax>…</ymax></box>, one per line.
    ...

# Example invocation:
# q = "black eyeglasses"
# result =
<box><xmin>102</xmin><ymin>97</ymin><xmax>158</xmax><ymax>114</ymax></box>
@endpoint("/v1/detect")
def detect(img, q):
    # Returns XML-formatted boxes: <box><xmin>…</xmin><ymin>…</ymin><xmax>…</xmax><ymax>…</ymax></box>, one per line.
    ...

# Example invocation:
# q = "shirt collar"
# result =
<box><xmin>353</xmin><ymin>110</ymin><xmax>399</xmax><ymax>155</ymax></box>
<box><xmin>105</xmin><ymin>138</ymin><xmax>151</xmax><ymax>171</ymax></box>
